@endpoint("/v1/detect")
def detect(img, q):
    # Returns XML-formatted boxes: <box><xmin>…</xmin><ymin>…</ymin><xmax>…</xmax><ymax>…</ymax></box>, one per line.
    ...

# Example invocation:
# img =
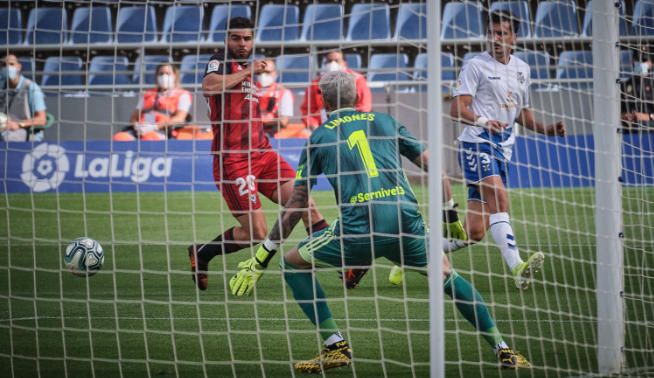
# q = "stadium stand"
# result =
<box><xmin>514</xmin><ymin>51</ymin><xmax>552</xmax><ymax>79</ymax></box>
<box><xmin>18</xmin><ymin>57</ymin><xmax>35</xmax><ymax>80</ymax></box>
<box><xmin>534</xmin><ymin>1</ymin><xmax>579</xmax><ymax>38</ymax></box>
<box><xmin>41</xmin><ymin>56</ymin><xmax>84</xmax><ymax>86</ymax></box>
<box><xmin>620</xmin><ymin>49</ymin><xmax>634</xmax><ymax>80</ymax></box>
<box><xmin>207</xmin><ymin>4</ymin><xmax>251</xmax><ymax>42</ymax></box>
<box><xmin>394</xmin><ymin>3</ymin><xmax>426</xmax><ymax>40</ymax></box>
<box><xmin>180</xmin><ymin>54</ymin><xmax>213</xmax><ymax>85</ymax></box>
<box><xmin>132</xmin><ymin>55</ymin><xmax>170</xmax><ymax>85</ymax></box>
<box><xmin>26</xmin><ymin>7</ymin><xmax>68</xmax><ymax>45</ymax></box>
<box><xmin>556</xmin><ymin>50</ymin><xmax>593</xmax><ymax>88</ymax></box>
<box><xmin>0</xmin><ymin>8</ymin><xmax>23</xmax><ymax>45</ymax></box>
<box><xmin>161</xmin><ymin>5</ymin><xmax>204</xmax><ymax>43</ymax></box>
<box><xmin>582</xmin><ymin>1</ymin><xmax>630</xmax><ymax>36</ymax></box>
<box><xmin>463</xmin><ymin>52</ymin><xmax>482</xmax><ymax>65</ymax></box>
<box><xmin>69</xmin><ymin>6</ymin><xmax>113</xmax><ymax>44</ymax></box>
<box><xmin>256</xmin><ymin>4</ymin><xmax>300</xmax><ymax>42</ymax></box>
<box><xmin>88</xmin><ymin>56</ymin><xmax>130</xmax><ymax>86</ymax></box>
<box><xmin>441</xmin><ymin>2</ymin><xmax>484</xmax><ymax>40</ymax></box>
<box><xmin>633</xmin><ymin>0</ymin><xmax>654</xmax><ymax>36</ymax></box>
<box><xmin>345</xmin><ymin>53</ymin><xmax>362</xmax><ymax>71</ymax></box>
<box><xmin>276</xmin><ymin>54</ymin><xmax>316</xmax><ymax>84</ymax></box>
<box><xmin>368</xmin><ymin>53</ymin><xmax>411</xmax><ymax>82</ymax></box>
<box><xmin>301</xmin><ymin>4</ymin><xmax>343</xmax><ymax>41</ymax></box>
<box><xmin>115</xmin><ymin>6</ymin><xmax>158</xmax><ymax>44</ymax></box>
<box><xmin>346</xmin><ymin>3</ymin><xmax>391</xmax><ymax>41</ymax></box>
<box><xmin>413</xmin><ymin>52</ymin><xmax>456</xmax><ymax>81</ymax></box>
<box><xmin>489</xmin><ymin>1</ymin><xmax>532</xmax><ymax>38</ymax></box>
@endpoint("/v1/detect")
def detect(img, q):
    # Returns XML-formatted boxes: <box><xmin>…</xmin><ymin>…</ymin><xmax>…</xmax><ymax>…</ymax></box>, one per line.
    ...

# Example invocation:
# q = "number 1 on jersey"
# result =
<box><xmin>347</xmin><ymin>129</ymin><xmax>378</xmax><ymax>177</ymax></box>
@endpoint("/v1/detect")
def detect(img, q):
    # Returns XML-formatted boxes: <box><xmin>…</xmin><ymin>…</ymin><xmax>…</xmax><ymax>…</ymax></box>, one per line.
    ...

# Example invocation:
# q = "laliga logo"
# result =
<box><xmin>21</xmin><ymin>143</ymin><xmax>69</xmax><ymax>192</ymax></box>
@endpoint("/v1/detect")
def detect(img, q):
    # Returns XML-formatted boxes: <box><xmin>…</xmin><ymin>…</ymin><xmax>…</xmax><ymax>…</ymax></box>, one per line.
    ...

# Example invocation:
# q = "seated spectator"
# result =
<box><xmin>256</xmin><ymin>58</ymin><xmax>296</xmax><ymax>137</ymax></box>
<box><xmin>300</xmin><ymin>51</ymin><xmax>372</xmax><ymax>131</ymax></box>
<box><xmin>114</xmin><ymin>63</ymin><xmax>192</xmax><ymax>141</ymax></box>
<box><xmin>621</xmin><ymin>49</ymin><xmax>654</xmax><ymax>132</ymax></box>
<box><xmin>0</xmin><ymin>53</ymin><xmax>47</xmax><ymax>142</ymax></box>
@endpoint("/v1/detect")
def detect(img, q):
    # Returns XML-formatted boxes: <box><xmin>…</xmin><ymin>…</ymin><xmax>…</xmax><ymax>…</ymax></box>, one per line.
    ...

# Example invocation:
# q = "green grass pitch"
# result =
<box><xmin>1</xmin><ymin>185</ymin><xmax>652</xmax><ymax>377</ymax></box>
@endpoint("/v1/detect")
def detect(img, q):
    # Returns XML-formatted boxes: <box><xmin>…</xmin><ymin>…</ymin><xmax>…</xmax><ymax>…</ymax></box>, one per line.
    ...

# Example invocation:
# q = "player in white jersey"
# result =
<box><xmin>449</xmin><ymin>11</ymin><xmax>566</xmax><ymax>290</ymax></box>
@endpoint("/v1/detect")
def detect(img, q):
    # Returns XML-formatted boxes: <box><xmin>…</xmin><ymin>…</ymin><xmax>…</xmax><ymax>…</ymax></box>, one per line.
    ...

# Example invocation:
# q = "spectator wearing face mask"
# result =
<box><xmin>256</xmin><ymin>58</ymin><xmax>295</xmax><ymax>137</ymax></box>
<box><xmin>113</xmin><ymin>63</ymin><xmax>192</xmax><ymax>141</ymax></box>
<box><xmin>621</xmin><ymin>48</ymin><xmax>654</xmax><ymax>131</ymax></box>
<box><xmin>0</xmin><ymin>53</ymin><xmax>47</xmax><ymax>142</ymax></box>
<box><xmin>300</xmin><ymin>51</ymin><xmax>372</xmax><ymax>131</ymax></box>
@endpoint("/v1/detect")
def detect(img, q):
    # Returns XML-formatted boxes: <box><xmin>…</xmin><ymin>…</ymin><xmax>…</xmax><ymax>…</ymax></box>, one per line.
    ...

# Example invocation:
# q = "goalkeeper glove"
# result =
<box><xmin>229</xmin><ymin>244</ymin><xmax>275</xmax><ymax>296</ymax></box>
<box><xmin>443</xmin><ymin>205</ymin><xmax>468</xmax><ymax>241</ymax></box>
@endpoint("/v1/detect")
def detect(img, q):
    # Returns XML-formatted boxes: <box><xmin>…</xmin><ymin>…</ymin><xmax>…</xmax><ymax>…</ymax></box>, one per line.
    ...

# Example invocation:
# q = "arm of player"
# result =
<box><xmin>517</xmin><ymin>108</ymin><xmax>566</xmax><ymax>136</ymax></box>
<box><xmin>229</xmin><ymin>184</ymin><xmax>310</xmax><ymax>296</ymax></box>
<box><xmin>202</xmin><ymin>60</ymin><xmax>267</xmax><ymax>96</ymax></box>
<box><xmin>450</xmin><ymin>95</ymin><xmax>507</xmax><ymax>133</ymax></box>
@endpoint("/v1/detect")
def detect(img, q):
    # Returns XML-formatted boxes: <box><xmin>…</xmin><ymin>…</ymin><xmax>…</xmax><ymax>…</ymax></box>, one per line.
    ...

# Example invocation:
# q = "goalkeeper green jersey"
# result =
<box><xmin>295</xmin><ymin>108</ymin><xmax>426</xmax><ymax>241</ymax></box>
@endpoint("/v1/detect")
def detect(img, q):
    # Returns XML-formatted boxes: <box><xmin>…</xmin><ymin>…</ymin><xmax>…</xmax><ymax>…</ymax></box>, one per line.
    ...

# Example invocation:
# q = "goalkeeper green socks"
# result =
<box><xmin>282</xmin><ymin>259</ymin><xmax>334</xmax><ymax>333</ymax></box>
<box><xmin>443</xmin><ymin>271</ymin><xmax>504</xmax><ymax>348</ymax></box>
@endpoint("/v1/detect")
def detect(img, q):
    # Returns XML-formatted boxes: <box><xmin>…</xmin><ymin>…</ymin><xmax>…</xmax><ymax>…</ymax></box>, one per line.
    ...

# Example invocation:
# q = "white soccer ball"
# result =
<box><xmin>0</xmin><ymin>112</ymin><xmax>7</xmax><ymax>131</ymax></box>
<box><xmin>64</xmin><ymin>237</ymin><xmax>105</xmax><ymax>277</ymax></box>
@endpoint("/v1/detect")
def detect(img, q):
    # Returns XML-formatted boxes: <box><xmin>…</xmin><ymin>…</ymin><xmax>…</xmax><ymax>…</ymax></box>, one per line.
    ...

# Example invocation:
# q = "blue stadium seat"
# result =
<box><xmin>514</xmin><ymin>51</ymin><xmax>551</xmax><ymax>80</ymax></box>
<box><xmin>18</xmin><ymin>57</ymin><xmax>35</xmax><ymax>80</ymax></box>
<box><xmin>132</xmin><ymin>55</ymin><xmax>170</xmax><ymax>85</ymax></box>
<box><xmin>41</xmin><ymin>56</ymin><xmax>83</xmax><ymax>86</ymax></box>
<box><xmin>345</xmin><ymin>54</ymin><xmax>361</xmax><ymax>70</ymax></box>
<box><xmin>161</xmin><ymin>5</ymin><xmax>204</xmax><ymax>42</ymax></box>
<box><xmin>207</xmin><ymin>4</ymin><xmax>251</xmax><ymax>42</ymax></box>
<box><xmin>441</xmin><ymin>2</ymin><xmax>484</xmax><ymax>40</ymax></box>
<box><xmin>116</xmin><ymin>6</ymin><xmax>158</xmax><ymax>43</ymax></box>
<box><xmin>301</xmin><ymin>4</ymin><xmax>343</xmax><ymax>41</ymax></box>
<box><xmin>582</xmin><ymin>1</ymin><xmax>629</xmax><ymax>36</ymax></box>
<box><xmin>368</xmin><ymin>53</ymin><xmax>410</xmax><ymax>82</ymax></box>
<box><xmin>180</xmin><ymin>54</ymin><xmax>213</xmax><ymax>85</ymax></box>
<box><xmin>633</xmin><ymin>0</ymin><xmax>654</xmax><ymax>36</ymax></box>
<box><xmin>70</xmin><ymin>6</ymin><xmax>113</xmax><ymax>44</ymax></box>
<box><xmin>556</xmin><ymin>50</ymin><xmax>592</xmax><ymax>89</ymax></box>
<box><xmin>346</xmin><ymin>3</ymin><xmax>391</xmax><ymax>41</ymax></box>
<box><xmin>413</xmin><ymin>52</ymin><xmax>456</xmax><ymax>81</ymax></box>
<box><xmin>534</xmin><ymin>1</ymin><xmax>579</xmax><ymax>38</ymax></box>
<box><xmin>0</xmin><ymin>8</ymin><xmax>23</xmax><ymax>45</ymax></box>
<box><xmin>276</xmin><ymin>54</ymin><xmax>316</xmax><ymax>84</ymax></box>
<box><xmin>395</xmin><ymin>3</ymin><xmax>426</xmax><ymax>40</ymax></box>
<box><xmin>620</xmin><ymin>50</ymin><xmax>633</xmax><ymax>79</ymax></box>
<box><xmin>463</xmin><ymin>52</ymin><xmax>482</xmax><ymax>65</ymax></box>
<box><xmin>26</xmin><ymin>7</ymin><xmax>68</xmax><ymax>45</ymax></box>
<box><xmin>88</xmin><ymin>56</ymin><xmax>130</xmax><ymax>86</ymax></box>
<box><xmin>256</xmin><ymin>4</ymin><xmax>300</xmax><ymax>42</ymax></box>
<box><xmin>489</xmin><ymin>1</ymin><xmax>532</xmax><ymax>38</ymax></box>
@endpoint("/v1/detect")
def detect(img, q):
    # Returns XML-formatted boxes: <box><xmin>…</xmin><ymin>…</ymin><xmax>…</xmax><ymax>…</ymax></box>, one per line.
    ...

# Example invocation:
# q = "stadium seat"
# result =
<box><xmin>0</xmin><ymin>8</ymin><xmax>23</xmax><ymax>45</ymax></box>
<box><xmin>132</xmin><ymin>55</ymin><xmax>170</xmax><ymax>85</ymax></box>
<box><xmin>180</xmin><ymin>54</ymin><xmax>213</xmax><ymax>85</ymax></box>
<box><xmin>463</xmin><ymin>52</ymin><xmax>482</xmax><ymax>65</ymax></box>
<box><xmin>395</xmin><ymin>3</ymin><xmax>426</xmax><ymax>40</ymax></box>
<box><xmin>18</xmin><ymin>57</ymin><xmax>35</xmax><ymax>80</ymax></box>
<box><xmin>556</xmin><ymin>50</ymin><xmax>592</xmax><ymax>89</ymax></box>
<box><xmin>489</xmin><ymin>1</ymin><xmax>532</xmax><ymax>38</ymax></box>
<box><xmin>256</xmin><ymin>4</ymin><xmax>300</xmax><ymax>42</ymax></box>
<box><xmin>301</xmin><ymin>4</ymin><xmax>343</xmax><ymax>41</ymax></box>
<box><xmin>345</xmin><ymin>54</ymin><xmax>362</xmax><ymax>70</ymax></box>
<box><xmin>207</xmin><ymin>4</ymin><xmax>251</xmax><ymax>42</ymax></box>
<box><xmin>413</xmin><ymin>52</ymin><xmax>456</xmax><ymax>81</ymax></box>
<box><xmin>582</xmin><ymin>1</ymin><xmax>630</xmax><ymax>36</ymax></box>
<box><xmin>275</xmin><ymin>54</ymin><xmax>316</xmax><ymax>84</ymax></box>
<box><xmin>25</xmin><ymin>7</ymin><xmax>68</xmax><ymax>45</ymax></box>
<box><xmin>88</xmin><ymin>56</ymin><xmax>130</xmax><ymax>86</ymax></box>
<box><xmin>41</xmin><ymin>56</ymin><xmax>83</xmax><ymax>86</ymax></box>
<box><xmin>368</xmin><ymin>53</ymin><xmax>410</xmax><ymax>82</ymax></box>
<box><xmin>441</xmin><ymin>2</ymin><xmax>484</xmax><ymax>40</ymax></box>
<box><xmin>161</xmin><ymin>5</ymin><xmax>204</xmax><ymax>43</ymax></box>
<box><xmin>620</xmin><ymin>50</ymin><xmax>633</xmax><ymax>79</ymax></box>
<box><xmin>70</xmin><ymin>6</ymin><xmax>113</xmax><ymax>44</ymax></box>
<box><xmin>346</xmin><ymin>3</ymin><xmax>391</xmax><ymax>41</ymax></box>
<box><xmin>116</xmin><ymin>6</ymin><xmax>158</xmax><ymax>44</ymax></box>
<box><xmin>514</xmin><ymin>51</ymin><xmax>551</xmax><ymax>80</ymax></box>
<box><xmin>633</xmin><ymin>0</ymin><xmax>654</xmax><ymax>36</ymax></box>
<box><xmin>534</xmin><ymin>1</ymin><xmax>579</xmax><ymax>38</ymax></box>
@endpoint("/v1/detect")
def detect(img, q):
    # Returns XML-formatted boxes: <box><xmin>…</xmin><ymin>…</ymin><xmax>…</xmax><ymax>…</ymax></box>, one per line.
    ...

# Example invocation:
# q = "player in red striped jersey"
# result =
<box><xmin>188</xmin><ymin>17</ymin><xmax>327</xmax><ymax>290</ymax></box>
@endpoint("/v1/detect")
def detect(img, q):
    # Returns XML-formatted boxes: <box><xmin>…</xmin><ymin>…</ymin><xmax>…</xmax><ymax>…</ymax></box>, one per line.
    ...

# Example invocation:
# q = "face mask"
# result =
<box><xmin>157</xmin><ymin>74</ymin><xmax>175</xmax><ymax>89</ymax></box>
<box><xmin>2</xmin><ymin>66</ymin><xmax>18</xmax><ymax>81</ymax></box>
<box><xmin>257</xmin><ymin>73</ymin><xmax>275</xmax><ymax>87</ymax></box>
<box><xmin>636</xmin><ymin>62</ymin><xmax>649</xmax><ymax>74</ymax></box>
<box><xmin>324</xmin><ymin>61</ymin><xmax>342</xmax><ymax>72</ymax></box>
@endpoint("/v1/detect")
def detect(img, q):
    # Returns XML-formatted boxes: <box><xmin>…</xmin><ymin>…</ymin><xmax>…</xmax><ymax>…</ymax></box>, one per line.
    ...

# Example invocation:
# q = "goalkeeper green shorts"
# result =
<box><xmin>297</xmin><ymin>221</ymin><xmax>428</xmax><ymax>268</ymax></box>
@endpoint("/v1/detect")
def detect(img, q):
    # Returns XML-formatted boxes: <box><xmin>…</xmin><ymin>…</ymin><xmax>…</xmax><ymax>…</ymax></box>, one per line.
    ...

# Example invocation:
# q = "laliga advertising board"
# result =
<box><xmin>0</xmin><ymin>140</ymin><xmax>330</xmax><ymax>193</ymax></box>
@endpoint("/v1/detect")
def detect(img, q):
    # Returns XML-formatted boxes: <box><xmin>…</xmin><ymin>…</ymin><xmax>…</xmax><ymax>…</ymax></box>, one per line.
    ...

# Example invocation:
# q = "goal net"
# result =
<box><xmin>0</xmin><ymin>0</ymin><xmax>652</xmax><ymax>377</ymax></box>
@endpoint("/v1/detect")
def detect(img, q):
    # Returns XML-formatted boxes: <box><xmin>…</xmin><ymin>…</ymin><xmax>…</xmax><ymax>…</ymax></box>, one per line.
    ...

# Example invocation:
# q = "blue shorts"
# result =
<box><xmin>458</xmin><ymin>142</ymin><xmax>508</xmax><ymax>202</ymax></box>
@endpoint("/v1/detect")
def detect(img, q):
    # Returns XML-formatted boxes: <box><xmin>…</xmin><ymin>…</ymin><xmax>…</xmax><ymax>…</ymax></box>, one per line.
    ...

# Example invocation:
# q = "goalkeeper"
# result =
<box><xmin>229</xmin><ymin>71</ymin><xmax>530</xmax><ymax>373</ymax></box>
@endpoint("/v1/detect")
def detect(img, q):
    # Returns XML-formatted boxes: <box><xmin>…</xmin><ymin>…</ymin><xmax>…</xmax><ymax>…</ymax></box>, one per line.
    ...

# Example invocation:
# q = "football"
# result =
<box><xmin>64</xmin><ymin>237</ymin><xmax>105</xmax><ymax>277</ymax></box>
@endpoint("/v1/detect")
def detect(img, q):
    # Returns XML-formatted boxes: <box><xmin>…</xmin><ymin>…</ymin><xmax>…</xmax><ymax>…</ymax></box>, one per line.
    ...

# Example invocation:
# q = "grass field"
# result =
<box><xmin>1</xmin><ymin>185</ymin><xmax>652</xmax><ymax>377</ymax></box>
